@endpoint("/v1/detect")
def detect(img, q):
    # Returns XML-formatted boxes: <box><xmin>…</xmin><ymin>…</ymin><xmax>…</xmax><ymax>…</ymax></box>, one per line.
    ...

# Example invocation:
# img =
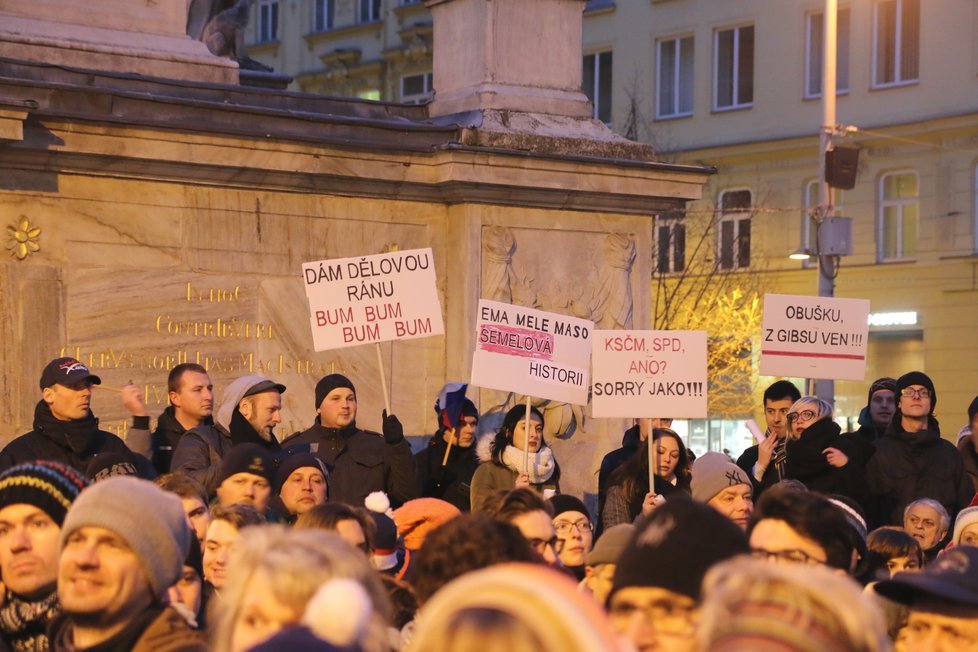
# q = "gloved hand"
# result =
<box><xmin>382</xmin><ymin>410</ymin><xmax>404</xmax><ymax>444</ymax></box>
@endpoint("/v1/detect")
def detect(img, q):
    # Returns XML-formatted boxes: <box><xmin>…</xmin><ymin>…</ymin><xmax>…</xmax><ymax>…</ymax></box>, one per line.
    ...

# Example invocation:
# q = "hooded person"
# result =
<box><xmin>865</xmin><ymin>371</ymin><xmax>973</xmax><ymax>527</ymax></box>
<box><xmin>171</xmin><ymin>374</ymin><xmax>286</xmax><ymax>494</ymax></box>
<box><xmin>0</xmin><ymin>358</ymin><xmax>144</xmax><ymax>475</ymax></box>
<box><xmin>607</xmin><ymin>499</ymin><xmax>749</xmax><ymax>652</ymax></box>
<box><xmin>281</xmin><ymin>373</ymin><xmax>417</xmax><ymax>508</ymax></box>
<box><xmin>413</xmin><ymin>384</ymin><xmax>481</xmax><ymax>511</ymax></box>
<box><xmin>0</xmin><ymin>461</ymin><xmax>89</xmax><ymax>651</ymax></box>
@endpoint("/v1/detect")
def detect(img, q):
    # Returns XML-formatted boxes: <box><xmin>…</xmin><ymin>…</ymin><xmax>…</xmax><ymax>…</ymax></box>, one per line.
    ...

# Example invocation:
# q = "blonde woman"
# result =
<box><xmin>784</xmin><ymin>396</ymin><xmax>865</xmax><ymax>503</ymax></box>
<box><xmin>210</xmin><ymin>525</ymin><xmax>392</xmax><ymax>652</ymax></box>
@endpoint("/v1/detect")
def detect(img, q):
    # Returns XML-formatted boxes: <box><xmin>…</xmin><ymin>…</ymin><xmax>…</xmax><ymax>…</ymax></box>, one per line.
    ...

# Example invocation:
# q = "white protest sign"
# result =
<box><xmin>759</xmin><ymin>293</ymin><xmax>870</xmax><ymax>380</ymax></box>
<box><xmin>301</xmin><ymin>248</ymin><xmax>444</xmax><ymax>351</ymax></box>
<box><xmin>470</xmin><ymin>300</ymin><xmax>593</xmax><ymax>405</ymax></box>
<box><xmin>591</xmin><ymin>330</ymin><xmax>708</xmax><ymax>418</ymax></box>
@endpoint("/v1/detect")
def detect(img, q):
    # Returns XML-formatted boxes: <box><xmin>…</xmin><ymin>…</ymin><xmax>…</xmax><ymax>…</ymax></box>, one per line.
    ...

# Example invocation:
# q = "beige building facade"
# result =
<box><xmin>248</xmin><ymin>1</ymin><xmax>978</xmax><ymax>448</ymax></box>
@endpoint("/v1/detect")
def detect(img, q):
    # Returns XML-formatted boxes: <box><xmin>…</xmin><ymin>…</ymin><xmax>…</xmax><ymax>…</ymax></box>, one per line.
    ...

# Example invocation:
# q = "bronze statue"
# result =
<box><xmin>189</xmin><ymin>0</ymin><xmax>273</xmax><ymax>73</ymax></box>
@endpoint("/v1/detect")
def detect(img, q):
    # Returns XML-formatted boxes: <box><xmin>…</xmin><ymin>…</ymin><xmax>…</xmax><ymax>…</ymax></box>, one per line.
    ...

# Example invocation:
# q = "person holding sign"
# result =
<box><xmin>282</xmin><ymin>373</ymin><xmax>418</xmax><ymax>508</ymax></box>
<box><xmin>601</xmin><ymin>428</ymin><xmax>691</xmax><ymax>531</ymax></box>
<box><xmin>470</xmin><ymin>404</ymin><xmax>560</xmax><ymax>512</ymax></box>
<box><xmin>782</xmin><ymin>397</ymin><xmax>865</xmax><ymax>505</ymax></box>
<box><xmin>414</xmin><ymin>384</ymin><xmax>481</xmax><ymax>512</ymax></box>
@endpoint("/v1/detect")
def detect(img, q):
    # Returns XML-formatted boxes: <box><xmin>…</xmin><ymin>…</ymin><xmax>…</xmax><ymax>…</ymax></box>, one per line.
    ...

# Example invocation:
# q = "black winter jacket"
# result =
<box><xmin>414</xmin><ymin>435</ymin><xmax>479</xmax><ymax>511</ymax></box>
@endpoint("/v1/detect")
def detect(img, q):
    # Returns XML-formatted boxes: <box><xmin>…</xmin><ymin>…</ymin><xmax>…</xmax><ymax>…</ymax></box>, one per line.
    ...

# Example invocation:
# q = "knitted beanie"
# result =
<box><xmin>392</xmin><ymin>498</ymin><xmax>461</xmax><ymax>551</ymax></box>
<box><xmin>274</xmin><ymin>452</ymin><xmax>327</xmax><ymax>495</ymax></box>
<box><xmin>952</xmin><ymin>506</ymin><xmax>978</xmax><ymax>546</ymax></box>
<box><xmin>585</xmin><ymin>523</ymin><xmax>634</xmax><ymax>567</ymax></box>
<box><xmin>610</xmin><ymin>498</ymin><xmax>748</xmax><ymax>601</ymax></box>
<box><xmin>867</xmin><ymin>377</ymin><xmax>897</xmax><ymax>405</ymax></box>
<box><xmin>896</xmin><ymin>371</ymin><xmax>936</xmax><ymax>412</ymax></box>
<box><xmin>218</xmin><ymin>444</ymin><xmax>276</xmax><ymax>486</ymax></box>
<box><xmin>60</xmin><ymin>476</ymin><xmax>191</xmax><ymax>600</ymax></box>
<box><xmin>315</xmin><ymin>374</ymin><xmax>356</xmax><ymax>410</ymax></box>
<box><xmin>0</xmin><ymin>461</ymin><xmax>89</xmax><ymax>526</ymax></box>
<box><xmin>548</xmin><ymin>494</ymin><xmax>590</xmax><ymax>520</ymax></box>
<box><xmin>690</xmin><ymin>452</ymin><xmax>751</xmax><ymax>503</ymax></box>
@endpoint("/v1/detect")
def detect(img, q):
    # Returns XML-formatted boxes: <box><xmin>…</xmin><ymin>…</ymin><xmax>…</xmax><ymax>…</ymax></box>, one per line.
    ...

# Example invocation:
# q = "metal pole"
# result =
<box><xmin>815</xmin><ymin>0</ymin><xmax>837</xmax><ymax>405</ymax></box>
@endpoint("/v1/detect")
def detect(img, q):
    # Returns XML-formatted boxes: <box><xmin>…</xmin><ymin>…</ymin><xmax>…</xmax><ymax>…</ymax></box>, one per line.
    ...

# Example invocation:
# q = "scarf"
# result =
<box><xmin>229</xmin><ymin>409</ymin><xmax>281</xmax><ymax>451</ymax></box>
<box><xmin>0</xmin><ymin>590</ymin><xmax>60</xmax><ymax>652</ymax></box>
<box><xmin>500</xmin><ymin>445</ymin><xmax>556</xmax><ymax>484</ymax></box>
<box><xmin>32</xmin><ymin>400</ymin><xmax>101</xmax><ymax>457</ymax></box>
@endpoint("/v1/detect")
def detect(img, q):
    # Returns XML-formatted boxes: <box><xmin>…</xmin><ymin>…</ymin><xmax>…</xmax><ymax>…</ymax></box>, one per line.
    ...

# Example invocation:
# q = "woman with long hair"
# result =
<box><xmin>601</xmin><ymin>427</ymin><xmax>691</xmax><ymax>530</ymax></box>
<box><xmin>470</xmin><ymin>404</ymin><xmax>560</xmax><ymax>511</ymax></box>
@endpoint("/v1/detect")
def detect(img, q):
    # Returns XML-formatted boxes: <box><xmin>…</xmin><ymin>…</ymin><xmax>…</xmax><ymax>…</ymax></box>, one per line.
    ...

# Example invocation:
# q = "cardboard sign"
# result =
<box><xmin>470</xmin><ymin>300</ymin><xmax>593</xmax><ymax>405</ymax></box>
<box><xmin>759</xmin><ymin>293</ymin><xmax>870</xmax><ymax>380</ymax></box>
<box><xmin>591</xmin><ymin>330</ymin><xmax>708</xmax><ymax>418</ymax></box>
<box><xmin>301</xmin><ymin>248</ymin><xmax>445</xmax><ymax>351</ymax></box>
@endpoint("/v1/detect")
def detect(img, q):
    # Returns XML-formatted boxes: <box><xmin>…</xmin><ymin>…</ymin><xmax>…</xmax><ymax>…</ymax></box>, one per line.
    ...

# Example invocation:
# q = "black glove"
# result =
<box><xmin>382</xmin><ymin>410</ymin><xmax>404</xmax><ymax>444</ymax></box>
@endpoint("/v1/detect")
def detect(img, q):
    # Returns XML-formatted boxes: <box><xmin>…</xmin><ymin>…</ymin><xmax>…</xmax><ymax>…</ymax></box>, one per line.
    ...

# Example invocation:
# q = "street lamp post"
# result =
<box><xmin>814</xmin><ymin>0</ymin><xmax>838</xmax><ymax>405</ymax></box>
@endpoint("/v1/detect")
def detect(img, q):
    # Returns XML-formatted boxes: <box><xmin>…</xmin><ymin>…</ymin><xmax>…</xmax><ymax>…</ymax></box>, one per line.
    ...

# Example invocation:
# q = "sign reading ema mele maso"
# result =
<box><xmin>470</xmin><ymin>300</ymin><xmax>593</xmax><ymax>405</ymax></box>
<box><xmin>759</xmin><ymin>293</ymin><xmax>870</xmax><ymax>381</ymax></box>
<box><xmin>591</xmin><ymin>330</ymin><xmax>708</xmax><ymax>419</ymax></box>
<box><xmin>302</xmin><ymin>248</ymin><xmax>444</xmax><ymax>351</ymax></box>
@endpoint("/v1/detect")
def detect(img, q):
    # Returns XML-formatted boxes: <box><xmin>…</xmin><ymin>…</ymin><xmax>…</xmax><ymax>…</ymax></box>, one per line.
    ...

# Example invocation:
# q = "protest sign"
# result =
<box><xmin>759</xmin><ymin>293</ymin><xmax>870</xmax><ymax>380</ymax></box>
<box><xmin>301</xmin><ymin>248</ymin><xmax>444</xmax><ymax>351</ymax></box>
<box><xmin>591</xmin><ymin>330</ymin><xmax>708</xmax><ymax>418</ymax></box>
<box><xmin>470</xmin><ymin>300</ymin><xmax>593</xmax><ymax>405</ymax></box>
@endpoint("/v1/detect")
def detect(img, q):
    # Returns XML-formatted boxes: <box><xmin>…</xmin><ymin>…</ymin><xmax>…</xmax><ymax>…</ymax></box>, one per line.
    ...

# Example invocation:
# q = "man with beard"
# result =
<box><xmin>282</xmin><ymin>374</ymin><xmax>416</xmax><ymax>507</ymax></box>
<box><xmin>171</xmin><ymin>375</ymin><xmax>285</xmax><ymax>494</ymax></box>
<box><xmin>0</xmin><ymin>358</ymin><xmax>141</xmax><ymax>474</ymax></box>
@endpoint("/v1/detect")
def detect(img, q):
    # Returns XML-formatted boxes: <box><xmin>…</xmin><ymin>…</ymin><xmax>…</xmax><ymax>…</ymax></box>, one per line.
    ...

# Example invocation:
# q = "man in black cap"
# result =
<box><xmin>0</xmin><ymin>357</ymin><xmax>142</xmax><ymax>474</ymax></box>
<box><xmin>171</xmin><ymin>374</ymin><xmax>286</xmax><ymax>494</ymax></box>
<box><xmin>271</xmin><ymin>452</ymin><xmax>327</xmax><ymax>522</ymax></box>
<box><xmin>214</xmin><ymin>443</ymin><xmax>276</xmax><ymax>515</ymax></box>
<box><xmin>282</xmin><ymin>373</ymin><xmax>416</xmax><ymax>507</ymax></box>
<box><xmin>854</xmin><ymin>377</ymin><xmax>898</xmax><ymax>445</ymax></box>
<box><xmin>874</xmin><ymin>546</ymin><xmax>978</xmax><ymax>650</ymax></box>
<box><xmin>866</xmin><ymin>371</ymin><xmax>973</xmax><ymax>526</ymax></box>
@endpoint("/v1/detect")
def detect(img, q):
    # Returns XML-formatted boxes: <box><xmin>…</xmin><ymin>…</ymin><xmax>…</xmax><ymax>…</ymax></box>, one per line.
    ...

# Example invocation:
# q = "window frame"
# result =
<box><xmin>359</xmin><ymin>0</ymin><xmax>382</xmax><ymax>23</ymax></box>
<box><xmin>582</xmin><ymin>50</ymin><xmax>614</xmax><ymax>124</ymax></box>
<box><xmin>871</xmin><ymin>0</ymin><xmax>920</xmax><ymax>89</ymax></box>
<box><xmin>655</xmin><ymin>211</ymin><xmax>687</xmax><ymax>275</ymax></box>
<box><xmin>877</xmin><ymin>170</ymin><xmax>919</xmax><ymax>262</ymax></box>
<box><xmin>656</xmin><ymin>34</ymin><xmax>695</xmax><ymax>120</ymax></box>
<box><xmin>256</xmin><ymin>0</ymin><xmax>279</xmax><ymax>43</ymax></box>
<box><xmin>712</xmin><ymin>24</ymin><xmax>754</xmax><ymax>112</ymax></box>
<box><xmin>314</xmin><ymin>0</ymin><xmax>335</xmax><ymax>32</ymax></box>
<box><xmin>400</xmin><ymin>72</ymin><xmax>433</xmax><ymax>104</ymax></box>
<box><xmin>717</xmin><ymin>188</ymin><xmax>753</xmax><ymax>271</ymax></box>
<box><xmin>804</xmin><ymin>7</ymin><xmax>851</xmax><ymax>99</ymax></box>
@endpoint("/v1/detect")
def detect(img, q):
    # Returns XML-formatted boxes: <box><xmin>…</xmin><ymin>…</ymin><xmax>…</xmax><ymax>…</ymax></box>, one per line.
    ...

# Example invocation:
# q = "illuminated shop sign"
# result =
<box><xmin>867</xmin><ymin>311</ymin><xmax>918</xmax><ymax>327</ymax></box>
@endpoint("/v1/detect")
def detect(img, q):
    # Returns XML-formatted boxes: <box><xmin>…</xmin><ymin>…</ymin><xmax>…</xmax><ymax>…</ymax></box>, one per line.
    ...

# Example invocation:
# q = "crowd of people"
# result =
<box><xmin>0</xmin><ymin>355</ymin><xmax>977</xmax><ymax>651</ymax></box>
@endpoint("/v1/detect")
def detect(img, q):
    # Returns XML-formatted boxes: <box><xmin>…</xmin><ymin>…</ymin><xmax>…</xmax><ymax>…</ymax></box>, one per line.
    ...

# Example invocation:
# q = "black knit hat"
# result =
<box><xmin>315</xmin><ymin>374</ymin><xmax>356</xmax><ymax>410</ymax></box>
<box><xmin>0</xmin><ymin>460</ymin><xmax>90</xmax><ymax>526</ymax></box>
<box><xmin>866</xmin><ymin>377</ymin><xmax>897</xmax><ymax>406</ymax></box>
<box><xmin>896</xmin><ymin>371</ymin><xmax>936</xmax><ymax>412</ymax></box>
<box><xmin>610</xmin><ymin>498</ymin><xmax>748</xmax><ymax>601</ymax></box>
<box><xmin>218</xmin><ymin>444</ymin><xmax>276</xmax><ymax>486</ymax></box>
<box><xmin>548</xmin><ymin>494</ymin><xmax>590</xmax><ymax>520</ymax></box>
<box><xmin>274</xmin><ymin>452</ymin><xmax>328</xmax><ymax>495</ymax></box>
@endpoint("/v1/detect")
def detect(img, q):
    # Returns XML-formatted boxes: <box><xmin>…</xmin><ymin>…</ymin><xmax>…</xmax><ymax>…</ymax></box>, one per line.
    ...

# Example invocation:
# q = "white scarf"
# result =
<box><xmin>501</xmin><ymin>444</ymin><xmax>556</xmax><ymax>484</ymax></box>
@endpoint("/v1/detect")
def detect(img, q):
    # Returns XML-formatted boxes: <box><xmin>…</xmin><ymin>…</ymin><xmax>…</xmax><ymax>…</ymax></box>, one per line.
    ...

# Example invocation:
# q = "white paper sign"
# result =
<box><xmin>591</xmin><ymin>330</ymin><xmax>708</xmax><ymax>418</ymax></box>
<box><xmin>301</xmin><ymin>248</ymin><xmax>444</xmax><ymax>351</ymax></box>
<box><xmin>759</xmin><ymin>293</ymin><xmax>870</xmax><ymax>380</ymax></box>
<box><xmin>470</xmin><ymin>300</ymin><xmax>593</xmax><ymax>405</ymax></box>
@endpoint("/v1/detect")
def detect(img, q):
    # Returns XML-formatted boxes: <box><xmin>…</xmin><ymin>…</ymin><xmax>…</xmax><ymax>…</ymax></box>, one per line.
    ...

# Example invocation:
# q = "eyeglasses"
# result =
<box><xmin>553</xmin><ymin>519</ymin><xmax>593</xmax><ymax>536</ymax></box>
<box><xmin>750</xmin><ymin>547</ymin><xmax>826</xmax><ymax>566</ymax></box>
<box><xmin>528</xmin><ymin>536</ymin><xmax>564</xmax><ymax>556</ymax></box>
<box><xmin>786</xmin><ymin>410</ymin><xmax>817</xmax><ymax>423</ymax></box>
<box><xmin>608</xmin><ymin>600</ymin><xmax>698</xmax><ymax>637</ymax></box>
<box><xmin>900</xmin><ymin>387</ymin><xmax>931</xmax><ymax>399</ymax></box>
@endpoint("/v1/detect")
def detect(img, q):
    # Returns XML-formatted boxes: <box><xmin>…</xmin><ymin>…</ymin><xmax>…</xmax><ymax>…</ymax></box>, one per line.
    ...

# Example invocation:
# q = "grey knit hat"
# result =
<box><xmin>60</xmin><ymin>476</ymin><xmax>191</xmax><ymax>600</ymax></box>
<box><xmin>691</xmin><ymin>452</ymin><xmax>751</xmax><ymax>503</ymax></box>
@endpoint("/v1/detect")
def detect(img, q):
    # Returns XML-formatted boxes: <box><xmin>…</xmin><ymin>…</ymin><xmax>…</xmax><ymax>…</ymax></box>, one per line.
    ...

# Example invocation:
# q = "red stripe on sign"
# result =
<box><xmin>764</xmin><ymin>350</ymin><xmax>866</xmax><ymax>361</ymax></box>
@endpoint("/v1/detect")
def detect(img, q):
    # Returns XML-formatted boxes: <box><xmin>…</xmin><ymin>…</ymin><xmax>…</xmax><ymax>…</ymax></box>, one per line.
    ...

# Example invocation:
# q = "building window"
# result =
<box><xmin>401</xmin><ymin>72</ymin><xmax>433</xmax><ymax>103</ymax></box>
<box><xmin>257</xmin><ymin>0</ymin><xmax>279</xmax><ymax>43</ymax></box>
<box><xmin>656</xmin><ymin>212</ymin><xmax>686</xmax><ymax>274</ymax></box>
<box><xmin>718</xmin><ymin>189</ymin><xmax>752</xmax><ymax>270</ymax></box>
<box><xmin>656</xmin><ymin>36</ymin><xmax>694</xmax><ymax>119</ymax></box>
<box><xmin>360</xmin><ymin>0</ymin><xmax>382</xmax><ymax>23</ymax></box>
<box><xmin>803</xmin><ymin>180</ymin><xmax>845</xmax><ymax>261</ymax></box>
<box><xmin>805</xmin><ymin>8</ymin><xmax>850</xmax><ymax>98</ymax></box>
<box><xmin>873</xmin><ymin>0</ymin><xmax>919</xmax><ymax>87</ymax></box>
<box><xmin>314</xmin><ymin>0</ymin><xmax>334</xmax><ymax>31</ymax></box>
<box><xmin>878</xmin><ymin>171</ymin><xmax>918</xmax><ymax>261</ymax></box>
<box><xmin>583</xmin><ymin>51</ymin><xmax>613</xmax><ymax>124</ymax></box>
<box><xmin>713</xmin><ymin>25</ymin><xmax>753</xmax><ymax>111</ymax></box>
